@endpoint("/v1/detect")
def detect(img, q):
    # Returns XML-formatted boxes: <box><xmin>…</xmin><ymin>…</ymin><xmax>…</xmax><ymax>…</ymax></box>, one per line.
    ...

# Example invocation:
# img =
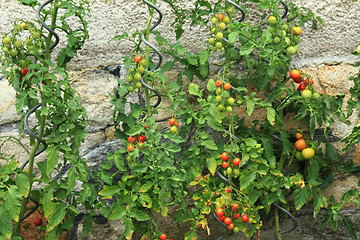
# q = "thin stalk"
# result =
<box><xmin>44</xmin><ymin>0</ymin><xmax>59</xmax><ymax>64</ymax></box>
<box><xmin>274</xmin><ymin>207</ymin><xmax>282</xmax><ymax>240</ymax></box>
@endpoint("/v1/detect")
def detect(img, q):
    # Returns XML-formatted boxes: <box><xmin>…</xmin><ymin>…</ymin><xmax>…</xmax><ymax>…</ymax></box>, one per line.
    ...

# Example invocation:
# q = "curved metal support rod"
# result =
<box><xmin>140</xmin><ymin>0</ymin><xmax>163</xmax><ymax>108</ymax></box>
<box><xmin>21</xmin><ymin>196</ymin><xmax>40</xmax><ymax>222</ymax></box>
<box><xmin>20</xmin><ymin>103</ymin><xmax>48</xmax><ymax>170</ymax></box>
<box><xmin>279</xmin><ymin>0</ymin><xmax>289</xmax><ymax>19</ymax></box>
<box><xmin>274</xmin><ymin>203</ymin><xmax>298</xmax><ymax>237</ymax></box>
<box><xmin>225</xmin><ymin>0</ymin><xmax>245</xmax><ymax>23</ymax></box>
<box><xmin>37</xmin><ymin>0</ymin><xmax>60</xmax><ymax>50</ymax></box>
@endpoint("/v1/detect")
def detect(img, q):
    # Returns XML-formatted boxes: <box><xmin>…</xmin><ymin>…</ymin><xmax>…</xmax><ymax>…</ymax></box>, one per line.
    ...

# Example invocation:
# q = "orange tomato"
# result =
<box><xmin>295</xmin><ymin>133</ymin><xmax>304</xmax><ymax>140</ymax></box>
<box><xmin>295</xmin><ymin>139</ymin><xmax>306</xmax><ymax>151</ymax></box>
<box><xmin>223</xmin><ymin>82</ymin><xmax>231</xmax><ymax>90</ymax></box>
<box><xmin>290</xmin><ymin>69</ymin><xmax>301</xmax><ymax>83</ymax></box>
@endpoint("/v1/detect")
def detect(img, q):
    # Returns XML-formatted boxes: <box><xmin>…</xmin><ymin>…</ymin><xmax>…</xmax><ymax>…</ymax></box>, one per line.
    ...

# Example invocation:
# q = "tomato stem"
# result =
<box><xmin>44</xmin><ymin>0</ymin><xmax>59</xmax><ymax>64</ymax></box>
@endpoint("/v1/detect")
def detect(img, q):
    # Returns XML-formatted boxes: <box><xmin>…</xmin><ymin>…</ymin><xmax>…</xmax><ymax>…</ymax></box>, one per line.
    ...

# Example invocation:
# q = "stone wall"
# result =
<box><xmin>1</xmin><ymin>0</ymin><xmax>360</xmax><ymax>239</ymax></box>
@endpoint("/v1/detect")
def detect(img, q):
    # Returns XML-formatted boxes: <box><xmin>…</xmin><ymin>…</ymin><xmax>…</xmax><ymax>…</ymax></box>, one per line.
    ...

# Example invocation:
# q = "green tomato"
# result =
<box><xmin>228</xmin><ymin>97</ymin><xmax>235</xmax><ymax>106</ymax></box>
<box><xmin>218</xmin><ymin>22</ymin><xmax>226</xmax><ymax>31</ymax></box>
<box><xmin>135</xmin><ymin>82</ymin><xmax>142</xmax><ymax>88</ymax></box>
<box><xmin>216</xmin><ymin>95</ymin><xmax>222</xmax><ymax>102</ymax></box>
<box><xmin>126</xmin><ymin>75</ymin><xmax>133</xmax><ymax>83</ymax></box>
<box><xmin>267</xmin><ymin>26</ymin><xmax>274</xmax><ymax>33</ymax></box>
<box><xmin>295</xmin><ymin>36</ymin><xmax>301</xmax><ymax>44</ymax></box>
<box><xmin>216</xmin><ymin>42</ymin><xmax>223</xmax><ymax>49</ymax></box>
<box><xmin>286</xmin><ymin>46</ymin><xmax>297</xmax><ymax>55</ymax></box>
<box><xmin>128</xmin><ymin>85</ymin><xmax>134</xmax><ymax>92</ymax></box>
<box><xmin>14</xmin><ymin>40</ymin><xmax>22</xmax><ymax>48</ymax></box>
<box><xmin>134</xmin><ymin>72</ymin><xmax>142</xmax><ymax>81</ymax></box>
<box><xmin>2</xmin><ymin>36</ymin><xmax>11</xmax><ymax>45</ymax></box>
<box><xmin>217</xmin><ymin>104</ymin><xmax>224</xmax><ymax>111</ymax></box>
<box><xmin>25</xmin><ymin>38</ymin><xmax>32</xmax><ymax>45</ymax></box>
<box><xmin>312</xmin><ymin>92</ymin><xmax>320</xmax><ymax>99</ymax></box>
<box><xmin>268</xmin><ymin>16</ymin><xmax>276</xmax><ymax>24</ymax></box>
<box><xmin>294</xmin><ymin>45</ymin><xmax>300</xmax><ymax>53</ymax></box>
<box><xmin>273</xmin><ymin>37</ymin><xmax>281</xmax><ymax>44</ymax></box>
<box><xmin>211</xmin><ymin>17</ymin><xmax>217</xmax><ymax>25</ymax></box>
<box><xmin>137</xmin><ymin>65</ymin><xmax>144</xmax><ymax>74</ymax></box>
<box><xmin>282</xmin><ymin>24</ymin><xmax>288</xmax><ymax>31</ymax></box>
<box><xmin>223</xmin><ymin>16</ymin><xmax>230</xmax><ymax>24</ymax></box>
<box><xmin>2</xmin><ymin>47</ymin><xmax>9</xmax><ymax>53</ymax></box>
<box><xmin>33</xmin><ymin>32</ymin><xmax>40</xmax><ymax>38</ymax></box>
<box><xmin>209</xmin><ymin>37</ymin><xmax>215</xmax><ymax>45</ymax></box>
<box><xmin>295</xmin><ymin>151</ymin><xmax>305</xmax><ymax>161</ymax></box>
<box><xmin>212</xmin><ymin>46</ymin><xmax>217</xmax><ymax>52</ymax></box>
<box><xmin>233</xmin><ymin>168</ymin><xmax>240</xmax><ymax>176</ymax></box>
<box><xmin>216</xmin><ymin>32</ymin><xmax>223</xmax><ymax>40</ymax></box>
<box><xmin>226</xmin><ymin>106</ymin><xmax>233</xmax><ymax>112</ymax></box>
<box><xmin>227</xmin><ymin>167</ymin><xmax>232</xmax><ymax>175</ymax></box>
<box><xmin>301</xmin><ymin>89</ymin><xmax>312</xmax><ymax>99</ymax></box>
<box><xmin>10</xmin><ymin>49</ymin><xmax>18</xmax><ymax>56</ymax></box>
<box><xmin>284</xmin><ymin>37</ymin><xmax>291</xmax><ymax>46</ymax></box>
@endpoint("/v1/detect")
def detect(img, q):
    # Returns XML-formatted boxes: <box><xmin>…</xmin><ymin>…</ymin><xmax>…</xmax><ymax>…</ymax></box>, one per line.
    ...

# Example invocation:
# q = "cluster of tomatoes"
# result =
<box><xmin>125</xmin><ymin>55</ymin><xmax>147</xmax><ymax>93</ymax></box>
<box><xmin>220</xmin><ymin>151</ymin><xmax>241</xmax><ymax>177</ymax></box>
<box><xmin>290</xmin><ymin>69</ymin><xmax>320</xmax><ymax>99</ymax></box>
<box><xmin>267</xmin><ymin>15</ymin><xmax>302</xmax><ymax>55</ymax></box>
<box><xmin>169</xmin><ymin>117</ymin><xmax>179</xmax><ymax>134</ymax></box>
<box><xmin>212</xmin><ymin>79</ymin><xmax>235</xmax><ymax>113</ymax></box>
<box><xmin>127</xmin><ymin>133</ymin><xmax>146</xmax><ymax>153</ymax></box>
<box><xmin>215</xmin><ymin>203</ymin><xmax>249</xmax><ymax>232</ymax></box>
<box><xmin>208</xmin><ymin>9</ymin><xmax>232</xmax><ymax>52</ymax></box>
<box><xmin>294</xmin><ymin>132</ymin><xmax>315</xmax><ymax>161</ymax></box>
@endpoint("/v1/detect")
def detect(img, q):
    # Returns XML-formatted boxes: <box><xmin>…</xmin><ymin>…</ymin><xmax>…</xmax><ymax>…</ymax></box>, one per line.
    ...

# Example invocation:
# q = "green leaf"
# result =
<box><xmin>261</xmin><ymin>30</ymin><xmax>272</xmax><ymax>45</ymax></box>
<box><xmin>188</xmin><ymin>83</ymin><xmax>202</xmax><ymax>97</ymax></box>
<box><xmin>82</xmin><ymin>214</ymin><xmax>94</xmax><ymax>237</ymax></box>
<box><xmin>200</xmin><ymin>139</ymin><xmax>218</xmax><ymax>150</ymax></box>
<box><xmin>266</xmin><ymin>107</ymin><xmax>276</xmax><ymax>125</ymax></box>
<box><xmin>98</xmin><ymin>185</ymin><xmax>121</xmax><ymax>198</ymax></box>
<box><xmin>123</xmin><ymin>217</ymin><xmax>134</xmax><ymax>239</ymax></box>
<box><xmin>139</xmin><ymin>181</ymin><xmax>154</xmax><ymax>193</ymax></box>
<box><xmin>161</xmin><ymin>142</ymin><xmax>181</xmax><ymax>153</ymax></box>
<box><xmin>130</xmin><ymin>209</ymin><xmax>151</xmax><ymax>221</ymax></box>
<box><xmin>187</xmin><ymin>56</ymin><xmax>198</xmax><ymax>66</ymax></box>
<box><xmin>240</xmin><ymin>43</ymin><xmax>254</xmax><ymax>55</ymax></box>
<box><xmin>206</xmin><ymin>157</ymin><xmax>217</xmax><ymax>176</ymax></box>
<box><xmin>4</xmin><ymin>185</ymin><xmax>22</xmax><ymax>221</ymax></box>
<box><xmin>46</xmin><ymin>145</ymin><xmax>59</xmax><ymax>175</ymax></box>
<box><xmin>325</xmin><ymin>142</ymin><xmax>339</xmax><ymax>163</ymax></box>
<box><xmin>342</xmin><ymin>216</ymin><xmax>357</xmax><ymax>240</ymax></box>
<box><xmin>47</xmin><ymin>203</ymin><xmax>66</xmax><ymax>231</ymax></box>
<box><xmin>245</xmin><ymin>98</ymin><xmax>255</xmax><ymax>116</ymax></box>
<box><xmin>294</xmin><ymin>185</ymin><xmax>310</xmax><ymax>210</ymax></box>
<box><xmin>0</xmin><ymin>205</ymin><xmax>12</xmax><ymax>238</ymax></box>
<box><xmin>126</xmin><ymin>124</ymin><xmax>144</xmax><ymax>136</ymax></box>
<box><xmin>199</xmin><ymin>50</ymin><xmax>209</xmax><ymax>65</ymax></box>
<box><xmin>240</xmin><ymin>172</ymin><xmax>256</xmax><ymax>190</ymax></box>
<box><xmin>207</xmin><ymin>78</ymin><xmax>216</xmax><ymax>92</ymax></box>
<box><xmin>16</xmin><ymin>173</ymin><xmax>30</xmax><ymax>197</ymax></box>
<box><xmin>228</xmin><ymin>32</ymin><xmax>239</xmax><ymax>45</ymax></box>
<box><xmin>108</xmin><ymin>206</ymin><xmax>127</xmax><ymax>220</ymax></box>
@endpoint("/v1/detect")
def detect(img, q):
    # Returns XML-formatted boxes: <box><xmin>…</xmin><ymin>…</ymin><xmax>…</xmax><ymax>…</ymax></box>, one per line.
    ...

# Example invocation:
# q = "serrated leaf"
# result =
<box><xmin>4</xmin><ymin>185</ymin><xmax>21</xmax><ymax>221</ymax></box>
<box><xmin>16</xmin><ymin>173</ymin><xmax>30</xmax><ymax>197</ymax></box>
<box><xmin>0</xmin><ymin>205</ymin><xmax>12</xmax><ymax>237</ymax></box>
<box><xmin>200</xmin><ymin>139</ymin><xmax>218</xmax><ymax>151</ymax></box>
<box><xmin>98</xmin><ymin>185</ymin><xmax>121</xmax><ymax>198</ymax></box>
<box><xmin>46</xmin><ymin>203</ymin><xmax>66</xmax><ymax>231</ymax></box>
<box><xmin>228</xmin><ymin>32</ymin><xmax>239</xmax><ymax>45</ymax></box>
<box><xmin>188</xmin><ymin>83</ymin><xmax>201</xmax><ymax>97</ymax></box>
<box><xmin>123</xmin><ymin>217</ymin><xmax>134</xmax><ymax>240</ymax></box>
<box><xmin>139</xmin><ymin>181</ymin><xmax>154</xmax><ymax>193</ymax></box>
<box><xmin>294</xmin><ymin>185</ymin><xmax>310</xmax><ymax>210</ymax></box>
<box><xmin>46</xmin><ymin>145</ymin><xmax>59</xmax><ymax>175</ymax></box>
<box><xmin>161</xmin><ymin>142</ymin><xmax>181</xmax><ymax>153</ymax></box>
<box><xmin>108</xmin><ymin>206</ymin><xmax>127</xmax><ymax>220</ymax></box>
<box><xmin>187</xmin><ymin>56</ymin><xmax>198</xmax><ymax>66</ymax></box>
<box><xmin>266</xmin><ymin>107</ymin><xmax>276</xmax><ymax>125</ymax></box>
<box><xmin>261</xmin><ymin>30</ymin><xmax>272</xmax><ymax>45</ymax></box>
<box><xmin>240</xmin><ymin>43</ymin><xmax>254</xmax><ymax>55</ymax></box>
<box><xmin>199</xmin><ymin>50</ymin><xmax>209</xmax><ymax>65</ymax></box>
<box><xmin>206</xmin><ymin>158</ymin><xmax>217</xmax><ymax>176</ymax></box>
<box><xmin>342</xmin><ymin>216</ymin><xmax>357</xmax><ymax>240</ymax></box>
<box><xmin>207</xmin><ymin>78</ymin><xmax>216</xmax><ymax>92</ymax></box>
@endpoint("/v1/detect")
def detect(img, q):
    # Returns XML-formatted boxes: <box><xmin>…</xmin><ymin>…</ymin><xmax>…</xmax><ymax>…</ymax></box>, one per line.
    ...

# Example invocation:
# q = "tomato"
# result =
<box><xmin>233</xmin><ymin>212</ymin><xmax>240</xmax><ymax>219</ymax></box>
<box><xmin>128</xmin><ymin>86</ymin><xmax>134</xmax><ymax>92</ymax></box>
<box><xmin>215</xmin><ymin>80</ymin><xmax>222</xmax><ymax>87</ymax></box>
<box><xmin>292</xmin><ymin>26</ymin><xmax>302</xmax><ymax>35</ymax></box>
<box><xmin>304</xmin><ymin>78</ymin><xmax>314</xmax><ymax>85</ymax></box>
<box><xmin>138</xmin><ymin>135</ymin><xmax>146</xmax><ymax>142</ymax></box>
<box><xmin>2</xmin><ymin>36</ymin><xmax>11</xmax><ymax>45</ymax></box>
<box><xmin>14</xmin><ymin>40</ymin><xmax>22</xmax><ymax>48</ymax></box>
<box><xmin>295</xmin><ymin>151</ymin><xmax>305</xmax><ymax>161</ymax></box>
<box><xmin>127</xmin><ymin>144</ymin><xmax>135</xmax><ymax>152</ymax></box>
<box><xmin>218</xmin><ymin>22</ymin><xmax>226</xmax><ymax>31</ymax></box>
<box><xmin>233</xmin><ymin>168</ymin><xmax>240</xmax><ymax>176</ymax></box>
<box><xmin>312</xmin><ymin>92</ymin><xmax>320</xmax><ymax>99</ymax></box>
<box><xmin>169</xmin><ymin>118</ymin><xmax>176</xmax><ymax>126</ymax></box>
<box><xmin>286</xmin><ymin>46</ymin><xmax>297</xmax><ymax>55</ymax></box>
<box><xmin>224</xmin><ymin>217</ymin><xmax>232</xmax><ymax>225</ymax></box>
<box><xmin>295</xmin><ymin>133</ymin><xmax>303</xmax><ymax>139</ymax></box>
<box><xmin>299</xmin><ymin>83</ymin><xmax>306</xmax><ymax>91</ymax></box>
<box><xmin>21</xmin><ymin>68</ymin><xmax>28</xmax><ymax>76</ymax></box>
<box><xmin>233</xmin><ymin>227</ymin><xmax>240</xmax><ymax>233</ymax></box>
<box><xmin>134</xmin><ymin>55</ymin><xmax>142</xmax><ymax>63</ymax></box>
<box><xmin>223</xmin><ymin>82</ymin><xmax>231</xmax><ymax>90</ymax></box>
<box><xmin>273</xmin><ymin>37</ymin><xmax>280</xmax><ymax>44</ymax></box>
<box><xmin>223</xmin><ymin>16</ymin><xmax>230</xmax><ymax>24</ymax></box>
<box><xmin>215</xmin><ymin>42</ymin><xmax>222</xmax><ymax>49</ymax></box>
<box><xmin>267</xmin><ymin>26</ymin><xmax>274</xmax><ymax>33</ymax></box>
<box><xmin>295</xmin><ymin>139</ymin><xmax>306</xmax><ymax>151</ymax></box>
<box><xmin>226</xmin><ymin>167</ymin><xmax>232</xmax><ymax>175</ymax></box>
<box><xmin>241</xmin><ymin>214</ymin><xmax>249</xmax><ymax>222</ymax></box>
<box><xmin>126</xmin><ymin>75</ymin><xmax>133</xmax><ymax>83</ymax></box>
<box><xmin>217</xmin><ymin>104</ymin><xmax>224</xmax><ymax>111</ymax></box>
<box><xmin>232</xmin><ymin>203</ymin><xmax>240</xmax><ymax>211</ymax></box>
<box><xmin>216</xmin><ymin>209</ymin><xmax>225</xmax><ymax>218</ymax></box>
<box><xmin>227</xmin><ymin>223</ymin><xmax>235</xmax><ymax>230</ymax></box>
<box><xmin>226</xmin><ymin>187</ymin><xmax>231</xmax><ymax>193</ymax></box>
<box><xmin>233</xmin><ymin>157</ymin><xmax>241</xmax><ymax>166</ymax></box>
<box><xmin>221</xmin><ymin>152</ymin><xmax>229</xmax><ymax>161</ymax></box>
<box><xmin>20</xmin><ymin>22</ymin><xmax>27</xmax><ymax>29</ymax></box>
<box><xmin>128</xmin><ymin>136</ymin><xmax>136</xmax><ymax>143</ymax></box>
<box><xmin>218</xmin><ymin>215</ymin><xmax>226</xmax><ymax>221</ymax></box>
<box><xmin>134</xmin><ymin>72</ymin><xmax>142</xmax><ymax>81</ymax></box>
<box><xmin>226</xmin><ymin>106</ymin><xmax>233</xmax><ymax>112</ymax></box>
<box><xmin>216</xmin><ymin>32</ymin><xmax>223</xmax><ymax>40</ymax></box>
<box><xmin>268</xmin><ymin>16</ymin><xmax>277</xmax><ymax>24</ymax></box>
<box><xmin>222</xmin><ymin>161</ymin><xmax>229</xmax><ymax>168</ymax></box>
<box><xmin>301</xmin><ymin>89</ymin><xmax>312</xmax><ymax>99</ymax></box>
<box><xmin>137</xmin><ymin>66</ymin><xmax>145</xmax><ymax>74</ymax></box>
<box><xmin>216</xmin><ymin>88</ymin><xmax>222</xmax><ymax>95</ymax></box>
<box><xmin>175</xmin><ymin>121</ymin><xmax>179</xmax><ymax>127</ymax></box>
<box><xmin>209</xmin><ymin>37</ymin><xmax>215</xmax><ymax>45</ymax></box>
<box><xmin>228</xmin><ymin>97</ymin><xmax>235</xmax><ymax>106</ymax></box>
<box><xmin>160</xmin><ymin>233</ymin><xmax>167</xmax><ymax>240</ymax></box>
<box><xmin>10</xmin><ymin>49</ymin><xmax>18</xmax><ymax>56</ymax></box>
<box><xmin>211</xmin><ymin>17</ymin><xmax>217</xmax><ymax>24</ymax></box>
<box><xmin>290</xmin><ymin>69</ymin><xmax>301</xmax><ymax>83</ymax></box>
<box><xmin>170</xmin><ymin>125</ymin><xmax>178</xmax><ymax>134</ymax></box>
<box><xmin>284</xmin><ymin>37</ymin><xmax>291</xmax><ymax>46</ymax></box>
<box><xmin>302</xmin><ymin>148</ymin><xmax>315</xmax><ymax>159</ymax></box>
<box><xmin>34</xmin><ymin>218</ymin><xmax>42</xmax><ymax>226</ymax></box>
<box><xmin>216</xmin><ymin>13</ymin><xmax>224</xmax><ymax>21</ymax></box>
<box><xmin>135</xmin><ymin>82</ymin><xmax>142</xmax><ymax>88</ymax></box>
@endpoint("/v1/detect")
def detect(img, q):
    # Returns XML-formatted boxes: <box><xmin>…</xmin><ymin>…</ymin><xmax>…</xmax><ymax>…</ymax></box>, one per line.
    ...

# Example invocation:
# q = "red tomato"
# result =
<box><xmin>169</xmin><ymin>118</ymin><xmax>176</xmax><ymax>126</ymax></box>
<box><xmin>216</xmin><ymin>209</ymin><xmax>225</xmax><ymax>218</ymax></box>
<box><xmin>232</xmin><ymin>203</ymin><xmax>240</xmax><ymax>211</ymax></box>
<box><xmin>227</xmin><ymin>223</ymin><xmax>234</xmax><ymax>230</ymax></box>
<box><xmin>223</xmin><ymin>217</ymin><xmax>232</xmax><ymax>225</ymax></box>
<box><xmin>304</xmin><ymin>78</ymin><xmax>314</xmax><ymax>85</ymax></box>
<box><xmin>223</xmin><ymin>82</ymin><xmax>231</xmax><ymax>90</ymax></box>
<box><xmin>160</xmin><ymin>233</ymin><xmax>167</xmax><ymax>240</ymax></box>
<box><xmin>226</xmin><ymin>187</ymin><xmax>231</xmax><ymax>193</ymax></box>
<box><xmin>21</xmin><ymin>68</ymin><xmax>28</xmax><ymax>76</ymax></box>
<box><xmin>138</xmin><ymin>135</ymin><xmax>146</xmax><ymax>142</ymax></box>
<box><xmin>218</xmin><ymin>215</ymin><xmax>226</xmax><ymax>221</ymax></box>
<box><xmin>134</xmin><ymin>55</ymin><xmax>142</xmax><ymax>64</ymax></box>
<box><xmin>232</xmin><ymin>157</ymin><xmax>240</xmax><ymax>166</ymax></box>
<box><xmin>299</xmin><ymin>83</ymin><xmax>306</xmax><ymax>91</ymax></box>
<box><xmin>221</xmin><ymin>152</ymin><xmax>229</xmax><ymax>161</ymax></box>
<box><xmin>233</xmin><ymin>212</ymin><xmax>240</xmax><ymax>219</ymax></box>
<box><xmin>128</xmin><ymin>136</ymin><xmax>136</xmax><ymax>143</ymax></box>
<box><xmin>241</xmin><ymin>214</ymin><xmax>249</xmax><ymax>222</ymax></box>
<box><xmin>34</xmin><ymin>218</ymin><xmax>42</xmax><ymax>226</ymax></box>
<box><xmin>295</xmin><ymin>139</ymin><xmax>307</xmax><ymax>151</ymax></box>
<box><xmin>216</xmin><ymin>80</ymin><xmax>222</xmax><ymax>87</ymax></box>
<box><xmin>222</xmin><ymin>161</ymin><xmax>229</xmax><ymax>168</ymax></box>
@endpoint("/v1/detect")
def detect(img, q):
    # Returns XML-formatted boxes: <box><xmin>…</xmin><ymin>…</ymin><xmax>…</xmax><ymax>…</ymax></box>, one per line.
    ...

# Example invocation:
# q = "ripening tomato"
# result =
<box><xmin>302</xmin><ymin>148</ymin><xmax>315</xmax><ymax>159</ymax></box>
<box><xmin>290</xmin><ymin>69</ymin><xmax>301</xmax><ymax>83</ymax></box>
<box><xmin>301</xmin><ymin>89</ymin><xmax>312</xmax><ymax>99</ymax></box>
<box><xmin>295</xmin><ymin>139</ymin><xmax>306</xmax><ymax>151</ymax></box>
<box><xmin>216</xmin><ymin>80</ymin><xmax>222</xmax><ymax>87</ymax></box>
<box><xmin>227</xmin><ymin>223</ymin><xmax>235</xmax><ymax>230</ymax></box>
<box><xmin>223</xmin><ymin>82</ymin><xmax>231</xmax><ymax>90</ymax></box>
<box><xmin>299</xmin><ymin>83</ymin><xmax>306</xmax><ymax>91</ymax></box>
<box><xmin>216</xmin><ymin>32</ymin><xmax>223</xmax><ymax>40</ymax></box>
<box><xmin>218</xmin><ymin>22</ymin><xmax>226</xmax><ymax>31</ymax></box>
<box><xmin>127</xmin><ymin>144</ymin><xmax>135</xmax><ymax>152</ymax></box>
<box><xmin>209</xmin><ymin>37</ymin><xmax>215</xmax><ymax>45</ymax></box>
<box><xmin>304</xmin><ymin>78</ymin><xmax>314</xmax><ymax>85</ymax></box>
<box><xmin>34</xmin><ymin>218</ymin><xmax>42</xmax><ymax>226</ymax></box>
<box><xmin>216</xmin><ymin>209</ymin><xmax>225</xmax><ymax>218</ymax></box>
<box><xmin>21</xmin><ymin>68</ymin><xmax>28</xmax><ymax>76</ymax></box>
<box><xmin>295</xmin><ymin>133</ymin><xmax>304</xmax><ymax>140</ymax></box>
<box><xmin>170</xmin><ymin>125</ymin><xmax>178</xmax><ymax>134</ymax></box>
<box><xmin>268</xmin><ymin>16</ymin><xmax>277</xmax><ymax>24</ymax></box>
<box><xmin>221</xmin><ymin>152</ymin><xmax>229</xmax><ymax>161</ymax></box>
<box><xmin>222</xmin><ymin>161</ymin><xmax>229</xmax><ymax>169</ymax></box>
<box><xmin>216</xmin><ymin>13</ymin><xmax>224</xmax><ymax>21</ymax></box>
<box><xmin>128</xmin><ymin>136</ymin><xmax>136</xmax><ymax>143</ymax></box>
<box><xmin>226</xmin><ymin>187</ymin><xmax>231</xmax><ymax>193</ymax></box>
<box><xmin>292</xmin><ymin>26</ymin><xmax>302</xmax><ymax>35</ymax></box>
<box><xmin>223</xmin><ymin>217</ymin><xmax>232</xmax><ymax>225</ymax></box>
<box><xmin>134</xmin><ymin>55</ymin><xmax>142</xmax><ymax>63</ymax></box>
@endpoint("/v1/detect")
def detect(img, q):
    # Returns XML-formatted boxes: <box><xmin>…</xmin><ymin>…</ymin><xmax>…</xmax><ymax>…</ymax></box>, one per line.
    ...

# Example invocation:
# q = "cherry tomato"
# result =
<box><xmin>215</xmin><ymin>42</ymin><xmax>223</xmax><ymax>49</ymax></box>
<box><xmin>312</xmin><ymin>92</ymin><xmax>320</xmax><ymax>99</ymax></box>
<box><xmin>223</xmin><ymin>16</ymin><xmax>230</xmax><ymax>24</ymax></box>
<box><xmin>286</xmin><ymin>46</ymin><xmax>297</xmax><ymax>55</ymax></box>
<box><xmin>216</xmin><ymin>209</ymin><xmax>225</xmax><ymax>218</ymax></box>
<box><xmin>217</xmin><ymin>104</ymin><xmax>224</xmax><ymax>111</ymax></box>
<box><xmin>21</xmin><ymin>68</ymin><xmax>28</xmax><ymax>76</ymax></box>
<box><xmin>20</xmin><ymin>22</ymin><xmax>27</xmax><ymax>29</ymax></box>
<box><xmin>160</xmin><ymin>233</ymin><xmax>167</xmax><ymax>240</ymax></box>
<box><xmin>170</xmin><ymin>125</ymin><xmax>178</xmax><ymax>134</ymax></box>
<box><xmin>295</xmin><ymin>139</ymin><xmax>306</xmax><ymax>151</ymax></box>
<box><xmin>241</xmin><ymin>214</ymin><xmax>249</xmax><ymax>222</ymax></box>
<box><xmin>233</xmin><ymin>168</ymin><xmax>240</xmax><ymax>176</ymax></box>
<box><xmin>302</xmin><ymin>148</ymin><xmax>315</xmax><ymax>159</ymax></box>
<box><xmin>290</xmin><ymin>69</ymin><xmax>301</xmax><ymax>83</ymax></box>
<box><xmin>209</xmin><ymin>37</ymin><xmax>215</xmax><ymax>45</ymax></box>
<box><xmin>233</xmin><ymin>212</ymin><xmax>240</xmax><ymax>219</ymax></box>
<box><xmin>169</xmin><ymin>118</ymin><xmax>176</xmax><ymax>126</ymax></box>
<box><xmin>138</xmin><ymin>135</ymin><xmax>146</xmax><ymax>142</ymax></box>
<box><xmin>232</xmin><ymin>203</ymin><xmax>240</xmax><ymax>211</ymax></box>
<box><xmin>134</xmin><ymin>55</ymin><xmax>142</xmax><ymax>64</ymax></box>
<box><xmin>273</xmin><ymin>37</ymin><xmax>280</xmax><ymax>44</ymax></box>
<box><xmin>127</xmin><ymin>144</ymin><xmax>135</xmax><ymax>152</ymax></box>
<box><xmin>2</xmin><ymin>36</ymin><xmax>11</xmax><ymax>45</ymax></box>
<box><xmin>222</xmin><ymin>161</ymin><xmax>229</xmax><ymax>169</ymax></box>
<box><xmin>216</xmin><ymin>95</ymin><xmax>222</xmax><ymax>102</ymax></box>
<box><xmin>216</xmin><ymin>13</ymin><xmax>224</xmax><ymax>21</ymax></box>
<box><xmin>232</xmin><ymin>157</ymin><xmax>241</xmax><ymax>166</ymax></box>
<box><xmin>34</xmin><ymin>218</ymin><xmax>42</xmax><ymax>226</ymax></box>
<box><xmin>221</xmin><ymin>152</ymin><xmax>229</xmax><ymax>161</ymax></box>
<box><xmin>292</xmin><ymin>26</ymin><xmax>302</xmax><ymax>35</ymax></box>
<box><xmin>218</xmin><ymin>215</ymin><xmax>226</xmax><ymax>221</ymax></box>
<box><xmin>295</xmin><ymin>133</ymin><xmax>303</xmax><ymax>140</ymax></box>
<box><xmin>215</xmin><ymin>80</ymin><xmax>222</xmax><ymax>87</ymax></box>
<box><xmin>218</xmin><ymin>22</ymin><xmax>226</xmax><ymax>31</ymax></box>
<box><xmin>301</xmin><ymin>89</ymin><xmax>312</xmax><ymax>99</ymax></box>
<box><xmin>223</xmin><ymin>82</ymin><xmax>231</xmax><ymax>90</ymax></box>
<box><xmin>295</xmin><ymin>151</ymin><xmax>306</xmax><ymax>161</ymax></box>
<box><xmin>268</xmin><ymin>16</ymin><xmax>276</xmax><ymax>24</ymax></box>
<box><xmin>304</xmin><ymin>78</ymin><xmax>314</xmax><ymax>85</ymax></box>
<box><xmin>223</xmin><ymin>217</ymin><xmax>232</xmax><ymax>225</ymax></box>
<box><xmin>216</xmin><ymin>32</ymin><xmax>223</xmax><ymax>40</ymax></box>
<box><xmin>134</xmin><ymin>72</ymin><xmax>142</xmax><ymax>81</ymax></box>
<box><xmin>227</xmin><ymin>223</ymin><xmax>235</xmax><ymax>230</ymax></box>
<box><xmin>226</xmin><ymin>106</ymin><xmax>233</xmax><ymax>112</ymax></box>
<box><xmin>228</xmin><ymin>97</ymin><xmax>235</xmax><ymax>106</ymax></box>
<box><xmin>299</xmin><ymin>83</ymin><xmax>306</xmax><ymax>91</ymax></box>
<box><xmin>128</xmin><ymin>136</ymin><xmax>136</xmax><ymax>143</ymax></box>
